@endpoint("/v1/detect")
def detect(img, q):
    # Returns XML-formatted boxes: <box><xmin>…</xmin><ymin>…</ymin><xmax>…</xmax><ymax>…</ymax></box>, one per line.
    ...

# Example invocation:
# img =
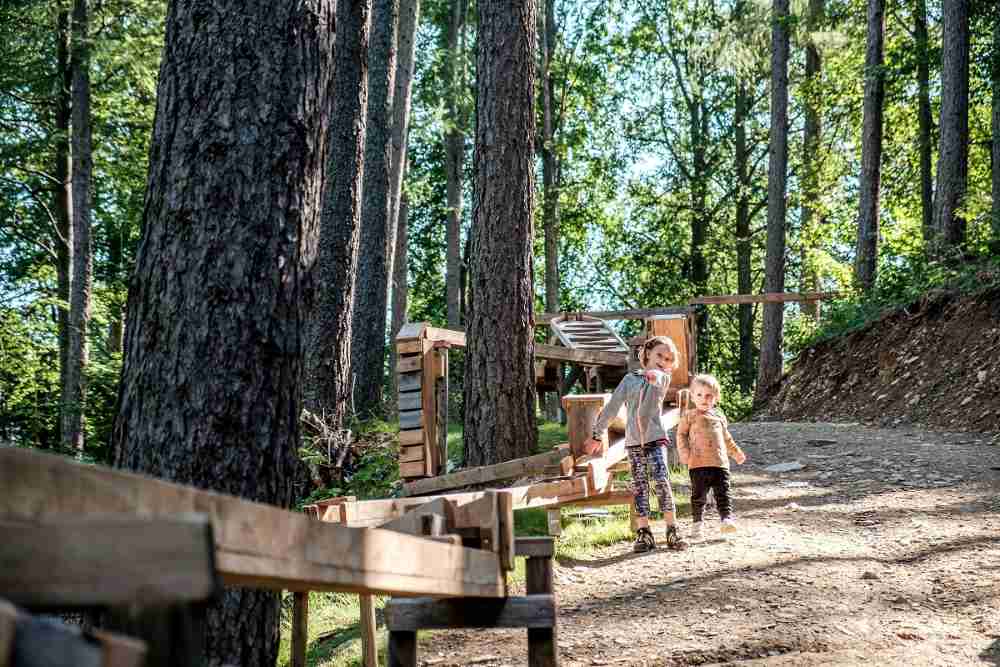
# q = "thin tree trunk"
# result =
<box><xmin>991</xmin><ymin>4</ymin><xmax>1000</xmax><ymax>249</ymax></box>
<box><xmin>53</xmin><ymin>5</ymin><xmax>73</xmax><ymax>426</ymax></box>
<box><xmin>63</xmin><ymin>0</ymin><xmax>93</xmax><ymax>455</ymax></box>
<box><xmin>107</xmin><ymin>221</ymin><xmax>125</xmax><ymax>354</ymax></box>
<box><xmin>915</xmin><ymin>0</ymin><xmax>934</xmax><ymax>245</ymax></box>
<box><xmin>800</xmin><ymin>0</ymin><xmax>823</xmax><ymax>320</ymax></box>
<box><xmin>855</xmin><ymin>0</ymin><xmax>885</xmax><ymax>292</ymax></box>
<box><xmin>756</xmin><ymin>0</ymin><xmax>790</xmax><ymax>404</ymax></box>
<box><xmin>445</xmin><ymin>0</ymin><xmax>467</xmax><ymax>330</ymax></box>
<box><xmin>932</xmin><ymin>0</ymin><xmax>970</xmax><ymax>253</ymax></box>
<box><xmin>351</xmin><ymin>0</ymin><xmax>400</xmax><ymax>419</ymax></box>
<box><xmin>389</xmin><ymin>183</ymin><xmax>410</xmax><ymax>412</ymax></box>
<box><xmin>690</xmin><ymin>91</ymin><xmax>710</xmax><ymax>368</ymax></box>
<box><xmin>112</xmin><ymin>1</ymin><xmax>336</xmax><ymax>664</ymax></box>
<box><xmin>541</xmin><ymin>0</ymin><xmax>560</xmax><ymax>421</ymax></box>
<box><xmin>465</xmin><ymin>0</ymin><xmax>537</xmax><ymax>466</ymax></box>
<box><xmin>387</xmin><ymin>0</ymin><xmax>420</xmax><ymax>274</ymax></box>
<box><xmin>735</xmin><ymin>77</ymin><xmax>755</xmax><ymax>394</ymax></box>
<box><xmin>307</xmin><ymin>0</ymin><xmax>372</xmax><ymax>426</ymax></box>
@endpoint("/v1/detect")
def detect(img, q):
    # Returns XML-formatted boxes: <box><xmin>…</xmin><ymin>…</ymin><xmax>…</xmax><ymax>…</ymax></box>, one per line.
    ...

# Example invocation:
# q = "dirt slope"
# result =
<box><xmin>759</xmin><ymin>287</ymin><xmax>1000</xmax><ymax>435</ymax></box>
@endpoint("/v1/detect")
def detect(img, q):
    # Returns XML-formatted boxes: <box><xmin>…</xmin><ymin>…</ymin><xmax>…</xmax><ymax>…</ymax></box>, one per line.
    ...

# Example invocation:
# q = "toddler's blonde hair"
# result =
<box><xmin>690</xmin><ymin>373</ymin><xmax>722</xmax><ymax>399</ymax></box>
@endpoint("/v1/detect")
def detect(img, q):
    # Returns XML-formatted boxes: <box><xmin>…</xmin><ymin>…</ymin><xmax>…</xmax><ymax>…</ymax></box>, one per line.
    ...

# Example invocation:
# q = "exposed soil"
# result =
<box><xmin>413</xmin><ymin>422</ymin><xmax>1000</xmax><ymax>666</ymax></box>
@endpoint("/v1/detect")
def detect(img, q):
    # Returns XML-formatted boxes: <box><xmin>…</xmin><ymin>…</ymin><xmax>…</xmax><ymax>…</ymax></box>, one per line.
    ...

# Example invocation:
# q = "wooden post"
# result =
<box><xmin>524</xmin><ymin>538</ymin><xmax>557</xmax><ymax>667</ymax></box>
<box><xmin>291</xmin><ymin>592</ymin><xmax>308</xmax><ymax>667</ymax></box>
<box><xmin>561</xmin><ymin>394</ymin><xmax>611</xmax><ymax>458</ymax></box>
<box><xmin>387</xmin><ymin>630</ymin><xmax>417</xmax><ymax>667</ymax></box>
<box><xmin>546</xmin><ymin>509</ymin><xmax>561</xmax><ymax>536</ymax></box>
<box><xmin>435</xmin><ymin>348</ymin><xmax>448</xmax><ymax>472</ymax></box>
<box><xmin>359</xmin><ymin>594</ymin><xmax>378</xmax><ymax>667</ymax></box>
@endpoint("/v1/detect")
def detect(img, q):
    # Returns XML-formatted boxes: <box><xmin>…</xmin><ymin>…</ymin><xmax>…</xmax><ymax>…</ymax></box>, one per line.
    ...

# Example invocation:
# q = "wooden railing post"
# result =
<box><xmin>291</xmin><ymin>592</ymin><xmax>308</xmax><ymax>667</ymax></box>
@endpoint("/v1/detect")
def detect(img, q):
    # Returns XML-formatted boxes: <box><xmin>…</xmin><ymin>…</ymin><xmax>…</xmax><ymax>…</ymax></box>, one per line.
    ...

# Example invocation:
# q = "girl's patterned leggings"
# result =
<box><xmin>628</xmin><ymin>439</ymin><xmax>676</xmax><ymax>518</ymax></box>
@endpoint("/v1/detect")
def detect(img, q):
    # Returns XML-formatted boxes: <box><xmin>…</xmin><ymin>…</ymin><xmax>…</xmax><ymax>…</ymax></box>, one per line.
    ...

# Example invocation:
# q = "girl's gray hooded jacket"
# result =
<box><xmin>590</xmin><ymin>369</ymin><xmax>670</xmax><ymax>448</ymax></box>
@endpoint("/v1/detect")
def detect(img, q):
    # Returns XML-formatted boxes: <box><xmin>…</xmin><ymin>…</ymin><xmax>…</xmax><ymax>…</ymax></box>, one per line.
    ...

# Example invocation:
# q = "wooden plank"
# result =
<box><xmin>397</xmin><ymin>391</ymin><xmax>421</xmax><ymax>412</ymax></box>
<box><xmin>359</xmin><ymin>594</ymin><xmax>377</xmax><ymax>667</ymax></box>
<box><xmin>555</xmin><ymin>489</ymin><xmax>635</xmax><ymax>509</ymax></box>
<box><xmin>384</xmin><ymin>595</ymin><xmax>555</xmax><ymax>631</ymax></box>
<box><xmin>395</xmin><ymin>322</ymin><xmax>427</xmax><ymax>341</ymax></box>
<box><xmin>398</xmin><ymin>429</ymin><xmax>423</xmax><ymax>446</ymax></box>
<box><xmin>423</xmin><ymin>327</ymin><xmax>466</xmax><ymax>347</ymax></box>
<box><xmin>584</xmin><ymin>442</ymin><xmax>627</xmax><ymax>495</ymax></box>
<box><xmin>537</xmin><ymin>306</ymin><xmax>689</xmax><ymax>324</ymax></box>
<box><xmin>396</xmin><ymin>340</ymin><xmax>423</xmax><ymax>355</ymax></box>
<box><xmin>291</xmin><ymin>592</ymin><xmax>308</xmax><ymax>667</ymax></box>
<box><xmin>398</xmin><ymin>372</ymin><xmax>421</xmax><ymax>392</ymax></box>
<box><xmin>435</xmin><ymin>359</ymin><xmax>448</xmax><ymax>474</ymax></box>
<box><xmin>497</xmin><ymin>492</ymin><xmax>515</xmax><ymax>572</ymax></box>
<box><xmin>421</xmin><ymin>338</ymin><xmax>437</xmax><ymax>476</ymax></box>
<box><xmin>401</xmin><ymin>446</ymin><xmax>571</xmax><ymax>497</ymax></box>
<box><xmin>399</xmin><ymin>445</ymin><xmax>424</xmax><ymax>463</ymax></box>
<box><xmin>534</xmin><ymin>343</ymin><xmax>627</xmax><ymax>367</ymax></box>
<box><xmin>397</xmin><ymin>355</ymin><xmax>421</xmax><ymax>373</ymax></box>
<box><xmin>648</xmin><ymin>315</ymin><xmax>691</xmax><ymax>389</ymax></box>
<box><xmin>515</xmin><ymin>537</ymin><xmax>555</xmax><ymax>559</ymax></box>
<box><xmin>562</xmin><ymin>394</ymin><xmax>611</xmax><ymax>458</ymax></box>
<box><xmin>0</xmin><ymin>516</ymin><xmax>218</xmax><ymax>609</ymax></box>
<box><xmin>0</xmin><ymin>448</ymin><xmax>504</xmax><ymax>598</ymax></box>
<box><xmin>398</xmin><ymin>409</ymin><xmax>422</xmax><ymax>430</ymax></box>
<box><xmin>399</xmin><ymin>461</ymin><xmax>425</xmax><ymax>478</ymax></box>
<box><xmin>688</xmin><ymin>291</ymin><xmax>838</xmax><ymax>305</ymax></box>
<box><xmin>377</xmin><ymin>498</ymin><xmax>452</xmax><ymax>535</ymax></box>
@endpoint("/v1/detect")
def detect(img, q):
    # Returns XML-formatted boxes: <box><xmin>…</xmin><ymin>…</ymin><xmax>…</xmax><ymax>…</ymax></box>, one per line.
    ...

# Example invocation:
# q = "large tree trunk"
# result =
<box><xmin>854</xmin><ymin>0</ymin><xmax>885</xmax><ymax>292</ymax></box>
<box><xmin>53</xmin><ymin>5</ymin><xmax>73</xmax><ymax>425</ymax></box>
<box><xmin>62</xmin><ymin>0</ymin><xmax>93</xmax><ymax>455</ymax></box>
<box><xmin>387</xmin><ymin>0</ymin><xmax>420</xmax><ymax>264</ymax></box>
<box><xmin>307</xmin><ymin>0</ymin><xmax>372</xmax><ymax>426</ymax></box>
<box><xmin>932</xmin><ymin>0</ymin><xmax>970</xmax><ymax>253</ymax></box>
<box><xmin>111</xmin><ymin>1</ymin><xmax>336</xmax><ymax>664</ymax></box>
<box><xmin>540</xmin><ymin>0</ymin><xmax>560</xmax><ymax>421</ymax></box>
<box><xmin>756</xmin><ymin>0</ymin><xmax>790</xmax><ymax>404</ymax></box>
<box><xmin>389</xmin><ymin>184</ymin><xmax>410</xmax><ymax>413</ymax></box>
<box><xmin>351</xmin><ymin>0</ymin><xmax>400</xmax><ymax>419</ymax></box>
<box><xmin>800</xmin><ymin>0</ymin><xmax>824</xmax><ymax>320</ymax></box>
<box><xmin>991</xmin><ymin>4</ymin><xmax>1000</xmax><ymax>249</ymax></box>
<box><xmin>915</xmin><ymin>0</ymin><xmax>935</xmax><ymax>245</ymax></box>
<box><xmin>735</xmin><ymin>77</ymin><xmax>755</xmax><ymax>394</ymax></box>
<box><xmin>445</xmin><ymin>0</ymin><xmax>467</xmax><ymax>330</ymax></box>
<box><xmin>465</xmin><ymin>0</ymin><xmax>537</xmax><ymax>466</ymax></box>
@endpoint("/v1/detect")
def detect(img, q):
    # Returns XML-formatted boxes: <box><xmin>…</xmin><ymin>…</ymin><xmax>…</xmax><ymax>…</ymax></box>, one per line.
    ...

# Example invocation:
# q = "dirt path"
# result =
<box><xmin>417</xmin><ymin>422</ymin><xmax>1000</xmax><ymax>666</ymax></box>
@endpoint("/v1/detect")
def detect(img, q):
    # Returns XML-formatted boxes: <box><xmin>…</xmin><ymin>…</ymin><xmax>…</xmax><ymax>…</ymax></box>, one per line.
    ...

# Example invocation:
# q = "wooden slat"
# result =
<box><xmin>395</xmin><ymin>322</ymin><xmax>427</xmax><ymax>341</ymax></box>
<box><xmin>533</xmin><ymin>343</ymin><xmax>627</xmax><ymax>367</ymax></box>
<box><xmin>376</xmin><ymin>498</ymin><xmax>453</xmax><ymax>536</ymax></box>
<box><xmin>399</xmin><ymin>461</ymin><xmax>425</xmax><ymax>478</ymax></box>
<box><xmin>555</xmin><ymin>489</ymin><xmax>635</xmax><ymax>508</ymax></box>
<box><xmin>537</xmin><ymin>306</ymin><xmax>690</xmax><ymax>324</ymax></box>
<box><xmin>420</xmin><ymin>338</ymin><xmax>437</xmax><ymax>476</ymax></box>
<box><xmin>401</xmin><ymin>446</ymin><xmax>571</xmax><ymax>497</ymax></box>
<box><xmin>398</xmin><ymin>372</ymin><xmax>421</xmax><ymax>392</ymax></box>
<box><xmin>398</xmin><ymin>429</ymin><xmax>423</xmax><ymax>445</ymax></box>
<box><xmin>385</xmin><ymin>595</ymin><xmax>555</xmax><ymax>631</ymax></box>
<box><xmin>398</xmin><ymin>409</ymin><xmax>422</xmax><ymax>430</ymax></box>
<box><xmin>359</xmin><ymin>594</ymin><xmax>377</xmax><ymax>667</ymax></box>
<box><xmin>648</xmin><ymin>315</ymin><xmax>691</xmax><ymax>389</ymax></box>
<box><xmin>0</xmin><ymin>515</ymin><xmax>218</xmax><ymax>609</ymax></box>
<box><xmin>397</xmin><ymin>355</ymin><xmax>422</xmax><ymax>373</ymax></box>
<box><xmin>399</xmin><ymin>445</ymin><xmax>424</xmax><ymax>463</ymax></box>
<box><xmin>0</xmin><ymin>448</ymin><xmax>504</xmax><ymax>598</ymax></box>
<box><xmin>396</xmin><ymin>340</ymin><xmax>423</xmax><ymax>355</ymax></box>
<box><xmin>688</xmin><ymin>291</ymin><xmax>838</xmax><ymax>305</ymax></box>
<box><xmin>423</xmin><ymin>327</ymin><xmax>466</xmax><ymax>347</ymax></box>
<box><xmin>397</xmin><ymin>391</ymin><xmax>421</xmax><ymax>412</ymax></box>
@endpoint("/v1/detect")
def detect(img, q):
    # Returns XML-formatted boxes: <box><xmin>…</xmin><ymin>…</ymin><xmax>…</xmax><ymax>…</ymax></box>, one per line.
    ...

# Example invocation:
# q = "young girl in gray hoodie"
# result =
<box><xmin>585</xmin><ymin>336</ymin><xmax>686</xmax><ymax>553</ymax></box>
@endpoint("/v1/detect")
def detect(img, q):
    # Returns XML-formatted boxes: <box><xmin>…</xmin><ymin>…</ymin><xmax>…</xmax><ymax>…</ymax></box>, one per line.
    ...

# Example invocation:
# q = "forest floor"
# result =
<box><xmin>416</xmin><ymin>421</ymin><xmax>1000</xmax><ymax>666</ymax></box>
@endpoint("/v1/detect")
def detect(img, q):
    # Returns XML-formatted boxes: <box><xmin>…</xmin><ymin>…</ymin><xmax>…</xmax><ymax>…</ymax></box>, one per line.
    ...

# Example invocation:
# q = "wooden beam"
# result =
<box><xmin>0</xmin><ymin>516</ymin><xmax>218</xmax><ymax>609</ymax></box>
<box><xmin>534</xmin><ymin>343</ymin><xmax>627</xmax><ymax>367</ymax></box>
<box><xmin>401</xmin><ymin>446</ymin><xmax>571</xmax><ymax>497</ymax></box>
<box><xmin>384</xmin><ymin>595</ymin><xmax>555</xmax><ymax>631</ymax></box>
<box><xmin>536</xmin><ymin>306</ymin><xmax>690</xmax><ymax>324</ymax></box>
<box><xmin>688</xmin><ymin>291</ymin><xmax>838</xmax><ymax>305</ymax></box>
<box><xmin>423</xmin><ymin>327</ymin><xmax>466</xmax><ymax>347</ymax></box>
<box><xmin>291</xmin><ymin>592</ymin><xmax>308</xmax><ymax>667</ymax></box>
<box><xmin>395</xmin><ymin>322</ymin><xmax>427</xmax><ymax>341</ymax></box>
<box><xmin>0</xmin><ymin>448</ymin><xmax>504</xmax><ymax>598</ymax></box>
<box><xmin>514</xmin><ymin>537</ymin><xmax>555</xmax><ymax>559</ymax></box>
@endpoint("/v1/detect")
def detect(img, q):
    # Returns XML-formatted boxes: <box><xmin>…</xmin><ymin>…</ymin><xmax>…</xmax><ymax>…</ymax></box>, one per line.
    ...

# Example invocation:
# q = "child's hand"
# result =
<box><xmin>735</xmin><ymin>452</ymin><xmax>747</xmax><ymax>465</ymax></box>
<box><xmin>644</xmin><ymin>369</ymin><xmax>665</xmax><ymax>384</ymax></box>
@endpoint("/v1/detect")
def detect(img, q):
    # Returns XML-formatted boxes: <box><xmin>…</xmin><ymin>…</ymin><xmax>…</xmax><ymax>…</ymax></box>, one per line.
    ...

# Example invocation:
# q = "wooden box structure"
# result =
<box><xmin>396</xmin><ymin>323</ymin><xmax>455</xmax><ymax>479</ymax></box>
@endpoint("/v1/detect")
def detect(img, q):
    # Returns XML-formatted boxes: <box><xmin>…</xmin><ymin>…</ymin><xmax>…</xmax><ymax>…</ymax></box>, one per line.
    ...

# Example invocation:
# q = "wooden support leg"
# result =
<box><xmin>360</xmin><ymin>594</ymin><xmax>378</xmax><ymax>667</ymax></box>
<box><xmin>525</xmin><ymin>541</ymin><xmax>558</xmax><ymax>667</ymax></box>
<box><xmin>291</xmin><ymin>592</ymin><xmax>308</xmax><ymax>667</ymax></box>
<box><xmin>387</xmin><ymin>630</ymin><xmax>417</xmax><ymax>667</ymax></box>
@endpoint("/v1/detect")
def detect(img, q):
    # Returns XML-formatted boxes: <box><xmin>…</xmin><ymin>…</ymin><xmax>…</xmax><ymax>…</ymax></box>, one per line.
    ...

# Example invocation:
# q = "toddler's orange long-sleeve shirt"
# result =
<box><xmin>676</xmin><ymin>408</ymin><xmax>745</xmax><ymax>470</ymax></box>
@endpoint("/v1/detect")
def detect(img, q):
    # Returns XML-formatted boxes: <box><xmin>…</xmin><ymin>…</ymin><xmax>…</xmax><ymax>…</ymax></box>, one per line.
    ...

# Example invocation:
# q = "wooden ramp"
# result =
<box><xmin>549</xmin><ymin>314</ymin><xmax>629</xmax><ymax>353</ymax></box>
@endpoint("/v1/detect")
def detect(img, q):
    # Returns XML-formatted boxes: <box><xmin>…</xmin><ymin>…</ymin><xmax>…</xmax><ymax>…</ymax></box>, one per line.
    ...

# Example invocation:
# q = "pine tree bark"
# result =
<box><xmin>800</xmin><ymin>0</ymin><xmax>823</xmax><ymax>320</ymax></box>
<box><xmin>465</xmin><ymin>0</ymin><xmax>537</xmax><ymax>466</ymax></box>
<box><xmin>932</xmin><ymin>0</ymin><xmax>970</xmax><ymax>253</ymax></box>
<box><xmin>541</xmin><ymin>0</ymin><xmax>560</xmax><ymax>421</ymax></box>
<box><xmin>53</xmin><ymin>5</ymin><xmax>73</xmax><ymax>422</ymax></box>
<box><xmin>756</xmin><ymin>0</ymin><xmax>790</xmax><ymax>404</ymax></box>
<box><xmin>735</xmin><ymin>77</ymin><xmax>755</xmax><ymax>394</ymax></box>
<box><xmin>690</xmin><ymin>90</ymin><xmax>710</xmax><ymax>368</ymax></box>
<box><xmin>351</xmin><ymin>0</ymin><xmax>400</xmax><ymax>419</ymax></box>
<box><xmin>915</xmin><ymin>0</ymin><xmax>934</xmax><ymax>245</ymax></box>
<box><xmin>307</xmin><ymin>0</ymin><xmax>372</xmax><ymax>426</ymax></box>
<box><xmin>62</xmin><ymin>0</ymin><xmax>93</xmax><ymax>455</ymax></box>
<box><xmin>387</xmin><ymin>0</ymin><xmax>420</xmax><ymax>261</ymax></box>
<box><xmin>112</xmin><ymin>1</ymin><xmax>336</xmax><ymax>665</ymax></box>
<box><xmin>855</xmin><ymin>0</ymin><xmax>885</xmax><ymax>292</ymax></box>
<box><xmin>445</xmin><ymin>0</ymin><xmax>467</xmax><ymax>330</ymax></box>
<box><xmin>991</xmin><ymin>4</ymin><xmax>1000</xmax><ymax>249</ymax></box>
<box><xmin>389</xmin><ymin>184</ymin><xmax>410</xmax><ymax>412</ymax></box>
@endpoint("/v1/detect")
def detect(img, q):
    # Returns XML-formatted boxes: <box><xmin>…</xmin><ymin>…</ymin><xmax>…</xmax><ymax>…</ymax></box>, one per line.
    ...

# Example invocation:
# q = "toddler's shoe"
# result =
<box><xmin>720</xmin><ymin>518</ymin><xmax>739</xmax><ymax>534</ymax></box>
<box><xmin>665</xmin><ymin>524</ymin><xmax>687</xmax><ymax>550</ymax></box>
<box><xmin>690</xmin><ymin>522</ymin><xmax>703</xmax><ymax>540</ymax></box>
<box><xmin>633</xmin><ymin>527</ymin><xmax>657</xmax><ymax>553</ymax></box>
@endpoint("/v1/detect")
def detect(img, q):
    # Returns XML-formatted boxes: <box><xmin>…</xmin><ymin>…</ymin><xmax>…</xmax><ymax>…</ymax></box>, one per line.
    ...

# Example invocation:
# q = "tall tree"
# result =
<box><xmin>351</xmin><ymin>0</ymin><xmax>400</xmax><ymax>419</ymax></box>
<box><xmin>307</xmin><ymin>0</ymin><xmax>372</xmax><ymax>426</ymax></box>
<box><xmin>735</xmin><ymin>76</ymin><xmax>755</xmax><ymax>393</ymax></box>
<box><xmin>992</xmin><ymin>2</ymin><xmax>1000</xmax><ymax>250</ymax></box>
<box><xmin>112</xmin><ymin>1</ymin><xmax>336</xmax><ymax>664</ymax></box>
<box><xmin>389</xmin><ymin>183</ymin><xmax>410</xmax><ymax>410</ymax></box>
<box><xmin>445</xmin><ymin>0</ymin><xmax>468</xmax><ymax>329</ymax></box>
<box><xmin>62</xmin><ymin>0</ymin><xmax>93</xmax><ymax>454</ymax></box>
<box><xmin>915</xmin><ymin>0</ymin><xmax>935</xmax><ymax>244</ymax></box>
<box><xmin>465</xmin><ymin>0</ymin><xmax>537</xmax><ymax>466</ymax></box>
<box><xmin>756</xmin><ymin>0</ymin><xmax>790</xmax><ymax>402</ymax></box>
<box><xmin>800</xmin><ymin>0</ymin><xmax>824</xmax><ymax>318</ymax></box>
<box><xmin>541</xmin><ymin>0</ymin><xmax>559</xmax><ymax>319</ymax></box>
<box><xmin>54</xmin><ymin>4</ymin><xmax>73</xmax><ymax>417</ymax></box>
<box><xmin>932</xmin><ymin>0</ymin><xmax>970</xmax><ymax>252</ymax></box>
<box><xmin>855</xmin><ymin>0</ymin><xmax>885</xmax><ymax>291</ymax></box>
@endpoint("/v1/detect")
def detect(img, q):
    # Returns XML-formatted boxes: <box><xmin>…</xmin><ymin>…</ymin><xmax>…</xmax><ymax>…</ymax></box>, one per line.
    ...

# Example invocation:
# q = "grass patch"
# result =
<box><xmin>278</xmin><ymin>592</ymin><xmax>390</xmax><ymax>667</ymax></box>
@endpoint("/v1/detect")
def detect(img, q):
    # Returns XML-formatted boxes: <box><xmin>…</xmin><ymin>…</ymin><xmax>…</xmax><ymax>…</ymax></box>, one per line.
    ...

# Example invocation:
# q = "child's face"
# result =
<box><xmin>643</xmin><ymin>344</ymin><xmax>676</xmax><ymax>374</ymax></box>
<box><xmin>691</xmin><ymin>383</ymin><xmax>719</xmax><ymax>411</ymax></box>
